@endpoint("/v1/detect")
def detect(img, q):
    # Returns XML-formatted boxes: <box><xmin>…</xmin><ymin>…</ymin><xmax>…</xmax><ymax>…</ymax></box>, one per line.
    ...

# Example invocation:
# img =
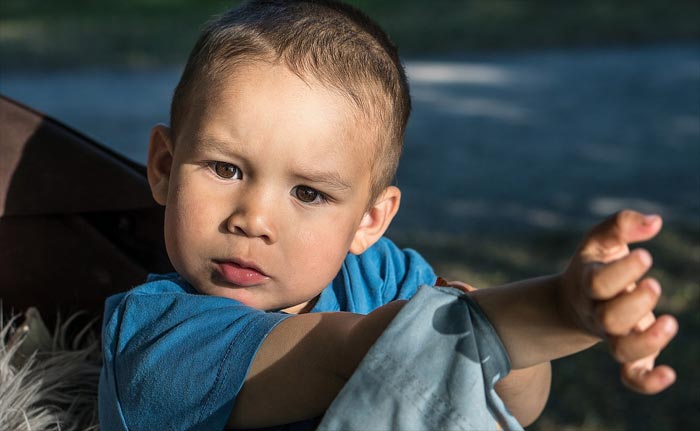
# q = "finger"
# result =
<box><xmin>621</xmin><ymin>363</ymin><xmax>676</xmax><ymax>394</ymax></box>
<box><xmin>447</xmin><ymin>280</ymin><xmax>477</xmax><ymax>293</ymax></box>
<box><xmin>588</xmin><ymin>249</ymin><xmax>653</xmax><ymax>300</ymax></box>
<box><xmin>581</xmin><ymin>210</ymin><xmax>662</xmax><ymax>262</ymax></box>
<box><xmin>608</xmin><ymin>314</ymin><xmax>678</xmax><ymax>362</ymax></box>
<box><xmin>596</xmin><ymin>278</ymin><xmax>661</xmax><ymax>334</ymax></box>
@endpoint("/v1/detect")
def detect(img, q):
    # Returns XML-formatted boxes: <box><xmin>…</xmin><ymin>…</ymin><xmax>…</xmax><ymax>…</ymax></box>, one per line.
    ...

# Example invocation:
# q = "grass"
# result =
<box><xmin>1</xmin><ymin>0</ymin><xmax>699</xmax><ymax>69</ymax></box>
<box><xmin>391</xmin><ymin>222</ymin><xmax>700</xmax><ymax>431</ymax></box>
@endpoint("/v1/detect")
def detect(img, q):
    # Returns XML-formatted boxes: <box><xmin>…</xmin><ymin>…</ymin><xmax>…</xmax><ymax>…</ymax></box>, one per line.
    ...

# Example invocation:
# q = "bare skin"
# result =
<box><xmin>227</xmin><ymin>211</ymin><xmax>677</xmax><ymax>428</ymax></box>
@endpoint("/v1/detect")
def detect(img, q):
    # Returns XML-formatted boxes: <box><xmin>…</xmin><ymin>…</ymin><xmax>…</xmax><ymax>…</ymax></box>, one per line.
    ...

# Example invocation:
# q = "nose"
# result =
<box><xmin>225</xmin><ymin>189</ymin><xmax>277</xmax><ymax>243</ymax></box>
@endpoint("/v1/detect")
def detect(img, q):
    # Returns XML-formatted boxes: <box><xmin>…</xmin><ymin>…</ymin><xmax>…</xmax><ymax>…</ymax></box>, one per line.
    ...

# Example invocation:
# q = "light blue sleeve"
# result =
<box><xmin>318</xmin><ymin>285</ymin><xmax>521</xmax><ymax>431</ymax></box>
<box><xmin>98</xmin><ymin>274</ymin><xmax>291</xmax><ymax>430</ymax></box>
<box><xmin>313</xmin><ymin>237</ymin><xmax>437</xmax><ymax>314</ymax></box>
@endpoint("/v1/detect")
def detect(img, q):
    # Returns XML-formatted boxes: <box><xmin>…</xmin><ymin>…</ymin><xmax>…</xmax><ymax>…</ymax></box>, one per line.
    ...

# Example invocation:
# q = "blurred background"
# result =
<box><xmin>1</xmin><ymin>1</ymin><xmax>698</xmax><ymax>430</ymax></box>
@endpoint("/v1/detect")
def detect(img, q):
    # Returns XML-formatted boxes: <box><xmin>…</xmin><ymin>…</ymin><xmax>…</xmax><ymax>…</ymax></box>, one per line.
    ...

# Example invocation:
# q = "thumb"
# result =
<box><xmin>581</xmin><ymin>210</ymin><xmax>662</xmax><ymax>262</ymax></box>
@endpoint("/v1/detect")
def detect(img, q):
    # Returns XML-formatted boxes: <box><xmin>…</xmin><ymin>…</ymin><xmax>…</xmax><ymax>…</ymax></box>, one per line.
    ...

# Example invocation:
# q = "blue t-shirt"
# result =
<box><xmin>99</xmin><ymin>237</ymin><xmax>436</xmax><ymax>430</ymax></box>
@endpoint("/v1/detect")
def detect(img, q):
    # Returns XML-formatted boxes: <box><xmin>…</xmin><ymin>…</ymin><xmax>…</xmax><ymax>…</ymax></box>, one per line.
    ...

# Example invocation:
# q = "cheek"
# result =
<box><xmin>163</xmin><ymin>204</ymin><xmax>187</xmax><ymax>275</ymax></box>
<box><xmin>164</xmin><ymin>181</ymin><xmax>222</xmax><ymax>266</ymax></box>
<box><xmin>172</xmin><ymin>173</ymin><xmax>228</xmax><ymax>231</ymax></box>
<box><xmin>290</xmin><ymin>216</ymin><xmax>358</xmax><ymax>271</ymax></box>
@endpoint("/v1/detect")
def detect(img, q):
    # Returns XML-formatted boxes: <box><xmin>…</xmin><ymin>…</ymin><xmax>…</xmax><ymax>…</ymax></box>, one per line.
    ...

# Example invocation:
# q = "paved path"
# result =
<box><xmin>2</xmin><ymin>44</ymin><xmax>698</xmax><ymax>233</ymax></box>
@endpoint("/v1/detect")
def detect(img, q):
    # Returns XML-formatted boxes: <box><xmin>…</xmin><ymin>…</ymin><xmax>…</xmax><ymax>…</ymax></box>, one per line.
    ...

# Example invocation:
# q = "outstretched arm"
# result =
<box><xmin>470</xmin><ymin>211</ymin><xmax>677</xmax><ymax>391</ymax></box>
<box><xmin>456</xmin><ymin>211</ymin><xmax>676</xmax><ymax>425</ymax></box>
<box><xmin>228</xmin><ymin>211</ymin><xmax>677</xmax><ymax>429</ymax></box>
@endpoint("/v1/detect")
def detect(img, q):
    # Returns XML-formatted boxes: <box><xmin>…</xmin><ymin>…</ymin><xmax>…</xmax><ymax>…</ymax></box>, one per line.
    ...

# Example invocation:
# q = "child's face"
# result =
<box><xmin>149</xmin><ymin>62</ymin><xmax>388</xmax><ymax>313</ymax></box>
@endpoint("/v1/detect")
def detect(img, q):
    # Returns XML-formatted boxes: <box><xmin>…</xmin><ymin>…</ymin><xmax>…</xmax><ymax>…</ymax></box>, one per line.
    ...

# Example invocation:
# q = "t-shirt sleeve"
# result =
<box><xmin>322</xmin><ymin>237</ymin><xmax>437</xmax><ymax>313</ymax></box>
<box><xmin>98</xmin><ymin>277</ymin><xmax>291</xmax><ymax>430</ymax></box>
<box><xmin>316</xmin><ymin>285</ymin><xmax>518</xmax><ymax>431</ymax></box>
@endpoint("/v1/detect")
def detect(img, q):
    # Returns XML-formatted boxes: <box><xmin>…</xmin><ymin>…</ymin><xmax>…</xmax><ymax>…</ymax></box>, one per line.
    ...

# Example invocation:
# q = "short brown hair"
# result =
<box><xmin>170</xmin><ymin>0</ymin><xmax>411</xmax><ymax>202</ymax></box>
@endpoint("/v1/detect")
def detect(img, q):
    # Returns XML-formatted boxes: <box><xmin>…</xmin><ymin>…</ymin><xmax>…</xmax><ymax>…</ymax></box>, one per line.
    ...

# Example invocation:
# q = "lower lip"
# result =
<box><xmin>216</xmin><ymin>262</ymin><xmax>269</xmax><ymax>286</ymax></box>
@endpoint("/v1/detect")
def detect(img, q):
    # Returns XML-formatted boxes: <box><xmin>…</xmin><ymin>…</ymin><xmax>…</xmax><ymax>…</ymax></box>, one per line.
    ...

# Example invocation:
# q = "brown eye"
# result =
<box><xmin>294</xmin><ymin>186</ymin><xmax>320</xmax><ymax>203</ymax></box>
<box><xmin>211</xmin><ymin>162</ymin><xmax>241</xmax><ymax>179</ymax></box>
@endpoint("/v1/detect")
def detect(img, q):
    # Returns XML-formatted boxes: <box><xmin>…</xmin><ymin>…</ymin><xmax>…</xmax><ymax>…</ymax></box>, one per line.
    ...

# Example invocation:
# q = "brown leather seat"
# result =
<box><xmin>0</xmin><ymin>94</ymin><xmax>172</xmax><ymax>325</ymax></box>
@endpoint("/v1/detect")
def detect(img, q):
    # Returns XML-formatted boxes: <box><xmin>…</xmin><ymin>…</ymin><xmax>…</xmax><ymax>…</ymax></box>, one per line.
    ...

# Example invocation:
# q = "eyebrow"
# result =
<box><xmin>296</xmin><ymin>169</ymin><xmax>352</xmax><ymax>191</ymax></box>
<box><xmin>194</xmin><ymin>137</ymin><xmax>240</xmax><ymax>157</ymax></box>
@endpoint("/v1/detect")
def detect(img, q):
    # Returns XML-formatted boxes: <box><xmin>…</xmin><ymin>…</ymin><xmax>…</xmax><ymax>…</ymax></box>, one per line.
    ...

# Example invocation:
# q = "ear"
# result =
<box><xmin>350</xmin><ymin>186</ymin><xmax>401</xmax><ymax>255</ymax></box>
<box><xmin>147</xmin><ymin>124</ymin><xmax>174</xmax><ymax>206</ymax></box>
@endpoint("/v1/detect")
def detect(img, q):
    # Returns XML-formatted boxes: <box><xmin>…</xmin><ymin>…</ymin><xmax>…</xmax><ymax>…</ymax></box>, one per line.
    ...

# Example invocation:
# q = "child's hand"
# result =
<box><xmin>560</xmin><ymin>210</ymin><xmax>678</xmax><ymax>394</ymax></box>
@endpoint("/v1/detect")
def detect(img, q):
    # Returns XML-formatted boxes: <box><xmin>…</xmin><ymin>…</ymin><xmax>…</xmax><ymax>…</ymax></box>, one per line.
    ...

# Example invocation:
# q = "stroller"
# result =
<box><xmin>0</xmin><ymin>94</ymin><xmax>171</xmax><ymax>429</ymax></box>
<box><xmin>0</xmin><ymin>94</ymin><xmax>171</xmax><ymax>320</ymax></box>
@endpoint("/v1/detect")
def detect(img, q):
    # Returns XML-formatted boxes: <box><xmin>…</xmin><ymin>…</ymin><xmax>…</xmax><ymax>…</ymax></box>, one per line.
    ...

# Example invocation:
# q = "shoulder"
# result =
<box><xmin>315</xmin><ymin>238</ymin><xmax>436</xmax><ymax>313</ymax></box>
<box><xmin>359</xmin><ymin>237</ymin><xmax>428</xmax><ymax>267</ymax></box>
<box><xmin>102</xmin><ymin>273</ymin><xmax>286</xmax><ymax>348</ymax></box>
<box><xmin>101</xmin><ymin>273</ymin><xmax>290</xmax><ymax>373</ymax></box>
<box><xmin>103</xmin><ymin>272</ymin><xmax>190</xmax><ymax>310</ymax></box>
<box><xmin>102</xmin><ymin>273</ymin><xmax>196</xmax><ymax>331</ymax></box>
<box><xmin>346</xmin><ymin>237</ymin><xmax>434</xmax><ymax>284</ymax></box>
<box><xmin>99</xmin><ymin>273</ymin><xmax>291</xmax><ymax>429</ymax></box>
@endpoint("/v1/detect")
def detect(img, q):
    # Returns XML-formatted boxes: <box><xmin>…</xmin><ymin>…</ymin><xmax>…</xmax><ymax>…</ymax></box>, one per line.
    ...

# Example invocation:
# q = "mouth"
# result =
<box><xmin>214</xmin><ymin>259</ymin><xmax>270</xmax><ymax>287</ymax></box>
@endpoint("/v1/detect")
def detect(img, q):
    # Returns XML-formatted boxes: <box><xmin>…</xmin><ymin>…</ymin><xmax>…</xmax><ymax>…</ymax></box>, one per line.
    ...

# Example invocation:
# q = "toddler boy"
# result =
<box><xmin>98</xmin><ymin>1</ymin><xmax>677</xmax><ymax>430</ymax></box>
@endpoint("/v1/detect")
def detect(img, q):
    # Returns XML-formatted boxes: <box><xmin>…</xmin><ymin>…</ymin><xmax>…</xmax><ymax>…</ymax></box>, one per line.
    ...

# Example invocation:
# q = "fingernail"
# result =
<box><xmin>663</xmin><ymin>317</ymin><xmax>678</xmax><ymax>334</ymax></box>
<box><xmin>646</xmin><ymin>278</ymin><xmax>661</xmax><ymax>296</ymax></box>
<box><xmin>643</xmin><ymin>214</ymin><xmax>660</xmax><ymax>225</ymax></box>
<box><xmin>666</xmin><ymin>369</ymin><xmax>677</xmax><ymax>384</ymax></box>
<box><xmin>637</xmin><ymin>249</ymin><xmax>653</xmax><ymax>267</ymax></box>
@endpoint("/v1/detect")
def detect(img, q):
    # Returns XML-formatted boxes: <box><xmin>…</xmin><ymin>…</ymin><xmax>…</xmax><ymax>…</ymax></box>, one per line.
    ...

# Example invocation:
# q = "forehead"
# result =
<box><xmin>182</xmin><ymin>62</ymin><xmax>381</xmax><ymax>154</ymax></box>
